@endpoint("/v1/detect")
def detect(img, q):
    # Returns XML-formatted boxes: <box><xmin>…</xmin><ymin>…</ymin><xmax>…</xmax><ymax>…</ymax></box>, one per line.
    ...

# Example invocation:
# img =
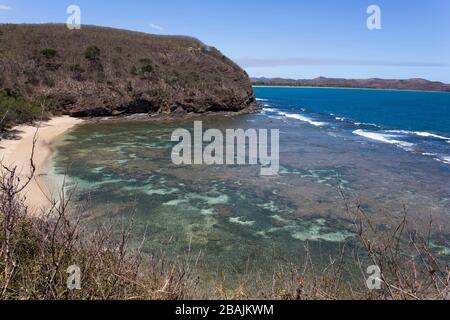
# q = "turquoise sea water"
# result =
<box><xmin>52</xmin><ymin>87</ymin><xmax>450</xmax><ymax>282</ymax></box>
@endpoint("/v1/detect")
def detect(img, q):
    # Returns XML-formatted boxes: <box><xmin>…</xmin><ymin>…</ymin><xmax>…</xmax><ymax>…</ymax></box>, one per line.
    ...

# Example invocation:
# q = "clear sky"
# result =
<box><xmin>1</xmin><ymin>0</ymin><xmax>450</xmax><ymax>82</ymax></box>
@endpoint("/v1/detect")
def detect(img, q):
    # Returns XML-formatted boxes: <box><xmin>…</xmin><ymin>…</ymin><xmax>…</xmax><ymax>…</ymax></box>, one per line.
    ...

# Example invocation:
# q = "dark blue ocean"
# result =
<box><xmin>255</xmin><ymin>86</ymin><xmax>450</xmax><ymax>165</ymax></box>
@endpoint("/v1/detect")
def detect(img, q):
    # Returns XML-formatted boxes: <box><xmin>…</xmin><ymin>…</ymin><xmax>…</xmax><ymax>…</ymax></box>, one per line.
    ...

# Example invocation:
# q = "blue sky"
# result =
<box><xmin>1</xmin><ymin>0</ymin><xmax>450</xmax><ymax>82</ymax></box>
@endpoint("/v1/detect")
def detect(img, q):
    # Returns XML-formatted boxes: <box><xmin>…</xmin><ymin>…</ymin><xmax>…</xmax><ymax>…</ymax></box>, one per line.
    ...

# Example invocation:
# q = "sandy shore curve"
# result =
<box><xmin>0</xmin><ymin>116</ymin><xmax>84</xmax><ymax>215</ymax></box>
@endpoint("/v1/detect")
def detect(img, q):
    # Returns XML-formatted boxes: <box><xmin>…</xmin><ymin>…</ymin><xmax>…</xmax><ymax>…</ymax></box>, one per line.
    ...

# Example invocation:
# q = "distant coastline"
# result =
<box><xmin>252</xmin><ymin>85</ymin><xmax>450</xmax><ymax>94</ymax></box>
<box><xmin>252</xmin><ymin>77</ymin><xmax>450</xmax><ymax>93</ymax></box>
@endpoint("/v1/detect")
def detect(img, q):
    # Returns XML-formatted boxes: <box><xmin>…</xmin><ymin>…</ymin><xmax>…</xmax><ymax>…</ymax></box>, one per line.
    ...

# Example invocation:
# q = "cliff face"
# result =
<box><xmin>0</xmin><ymin>24</ymin><xmax>256</xmax><ymax>117</ymax></box>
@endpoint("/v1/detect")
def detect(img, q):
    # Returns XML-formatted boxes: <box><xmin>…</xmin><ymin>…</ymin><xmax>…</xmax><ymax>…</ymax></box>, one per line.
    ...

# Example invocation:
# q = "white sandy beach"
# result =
<box><xmin>0</xmin><ymin>116</ymin><xmax>84</xmax><ymax>215</ymax></box>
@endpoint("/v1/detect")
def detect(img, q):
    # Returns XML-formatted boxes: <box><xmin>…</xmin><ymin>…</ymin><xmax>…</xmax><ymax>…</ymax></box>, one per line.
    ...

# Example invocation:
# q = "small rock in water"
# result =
<box><xmin>271</xmin><ymin>219</ymin><xmax>287</xmax><ymax>228</ymax></box>
<box><xmin>376</xmin><ymin>224</ymin><xmax>392</xmax><ymax>231</ymax></box>
<box><xmin>217</xmin><ymin>175</ymin><xmax>230</xmax><ymax>180</ymax></box>
<box><xmin>166</xmin><ymin>181</ymin><xmax>179</xmax><ymax>188</ymax></box>
<box><xmin>208</xmin><ymin>233</ymin><xmax>222</xmax><ymax>242</ymax></box>
<box><xmin>217</xmin><ymin>205</ymin><xmax>234</xmax><ymax>218</ymax></box>
<box><xmin>192</xmin><ymin>184</ymin><xmax>211</xmax><ymax>193</ymax></box>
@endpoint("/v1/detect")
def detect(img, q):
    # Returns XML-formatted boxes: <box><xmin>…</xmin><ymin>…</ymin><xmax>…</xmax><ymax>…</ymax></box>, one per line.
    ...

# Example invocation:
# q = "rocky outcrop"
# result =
<box><xmin>0</xmin><ymin>24</ymin><xmax>256</xmax><ymax>117</ymax></box>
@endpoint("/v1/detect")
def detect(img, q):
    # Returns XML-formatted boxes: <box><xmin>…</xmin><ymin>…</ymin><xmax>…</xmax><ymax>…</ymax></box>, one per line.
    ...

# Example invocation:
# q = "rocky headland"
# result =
<box><xmin>0</xmin><ymin>24</ymin><xmax>256</xmax><ymax>124</ymax></box>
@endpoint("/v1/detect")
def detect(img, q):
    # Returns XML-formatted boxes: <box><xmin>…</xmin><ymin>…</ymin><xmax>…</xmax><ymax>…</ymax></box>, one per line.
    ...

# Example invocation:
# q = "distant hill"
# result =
<box><xmin>0</xmin><ymin>24</ymin><xmax>255</xmax><ymax>124</ymax></box>
<box><xmin>252</xmin><ymin>77</ymin><xmax>450</xmax><ymax>92</ymax></box>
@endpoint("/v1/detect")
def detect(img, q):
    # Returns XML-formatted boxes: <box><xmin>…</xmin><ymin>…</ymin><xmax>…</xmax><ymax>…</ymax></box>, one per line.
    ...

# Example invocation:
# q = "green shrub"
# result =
<box><xmin>141</xmin><ymin>64</ymin><xmax>154</xmax><ymax>74</ymax></box>
<box><xmin>40</xmin><ymin>48</ymin><xmax>57</xmax><ymax>59</ymax></box>
<box><xmin>139</xmin><ymin>58</ymin><xmax>155</xmax><ymax>77</ymax></box>
<box><xmin>0</xmin><ymin>92</ymin><xmax>44</xmax><ymax>130</ymax></box>
<box><xmin>85</xmin><ymin>46</ymin><xmax>100</xmax><ymax>61</ymax></box>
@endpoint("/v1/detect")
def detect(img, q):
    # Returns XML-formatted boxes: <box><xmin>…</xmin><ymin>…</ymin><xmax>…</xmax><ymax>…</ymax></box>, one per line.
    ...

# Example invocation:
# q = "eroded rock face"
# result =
<box><xmin>0</xmin><ymin>24</ymin><xmax>256</xmax><ymax>117</ymax></box>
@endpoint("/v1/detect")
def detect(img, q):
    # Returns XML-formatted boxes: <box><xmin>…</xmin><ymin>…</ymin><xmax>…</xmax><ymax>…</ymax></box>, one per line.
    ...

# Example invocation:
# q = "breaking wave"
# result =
<box><xmin>260</xmin><ymin>103</ymin><xmax>450</xmax><ymax>167</ymax></box>
<box><xmin>436</xmin><ymin>156</ymin><xmax>450</xmax><ymax>164</ymax></box>
<box><xmin>387</xmin><ymin>130</ymin><xmax>450</xmax><ymax>141</ymax></box>
<box><xmin>353</xmin><ymin>129</ymin><xmax>415</xmax><ymax>150</ymax></box>
<box><xmin>262</xmin><ymin>108</ymin><xmax>327</xmax><ymax>127</ymax></box>
<box><xmin>278</xmin><ymin>112</ymin><xmax>327</xmax><ymax>127</ymax></box>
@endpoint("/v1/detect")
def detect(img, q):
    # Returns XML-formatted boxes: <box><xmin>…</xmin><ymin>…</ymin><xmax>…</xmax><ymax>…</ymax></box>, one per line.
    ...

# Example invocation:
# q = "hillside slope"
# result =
<box><xmin>0</xmin><ymin>24</ymin><xmax>256</xmax><ymax>118</ymax></box>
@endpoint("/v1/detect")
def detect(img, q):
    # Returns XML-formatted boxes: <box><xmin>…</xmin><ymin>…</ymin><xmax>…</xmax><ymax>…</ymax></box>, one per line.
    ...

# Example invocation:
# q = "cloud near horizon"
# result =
<box><xmin>149</xmin><ymin>23</ymin><xmax>165</xmax><ymax>32</ymax></box>
<box><xmin>236</xmin><ymin>58</ymin><xmax>447</xmax><ymax>68</ymax></box>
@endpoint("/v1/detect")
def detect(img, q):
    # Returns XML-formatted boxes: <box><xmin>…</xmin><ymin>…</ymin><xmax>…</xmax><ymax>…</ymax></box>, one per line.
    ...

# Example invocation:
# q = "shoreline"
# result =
<box><xmin>0</xmin><ymin>116</ymin><xmax>84</xmax><ymax>215</ymax></box>
<box><xmin>0</xmin><ymin>111</ymin><xmax>256</xmax><ymax>215</ymax></box>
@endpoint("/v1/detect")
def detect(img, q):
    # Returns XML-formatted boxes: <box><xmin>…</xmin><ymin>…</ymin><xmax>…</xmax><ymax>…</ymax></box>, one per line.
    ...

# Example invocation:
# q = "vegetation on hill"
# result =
<box><xmin>0</xmin><ymin>24</ymin><xmax>256</xmax><ymax>129</ymax></box>
<box><xmin>0</xmin><ymin>91</ymin><xmax>51</xmax><ymax>131</ymax></box>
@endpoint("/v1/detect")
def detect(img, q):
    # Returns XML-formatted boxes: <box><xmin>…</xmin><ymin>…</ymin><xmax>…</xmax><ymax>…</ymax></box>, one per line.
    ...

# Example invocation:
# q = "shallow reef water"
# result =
<box><xmin>52</xmin><ymin>106</ymin><xmax>450</xmax><ymax>279</ymax></box>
